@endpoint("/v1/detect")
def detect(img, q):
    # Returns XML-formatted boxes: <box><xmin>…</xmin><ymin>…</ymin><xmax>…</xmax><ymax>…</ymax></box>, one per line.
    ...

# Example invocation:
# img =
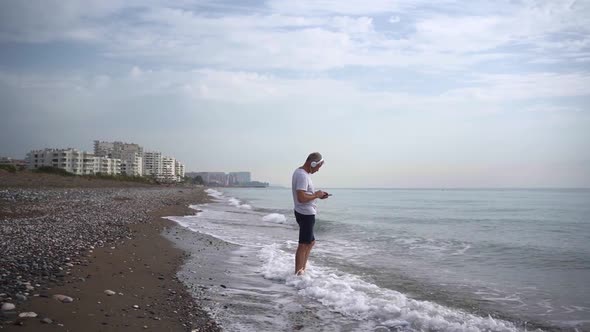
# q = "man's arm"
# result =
<box><xmin>297</xmin><ymin>189</ymin><xmax>325</xmax><ymax>203</ymax></box>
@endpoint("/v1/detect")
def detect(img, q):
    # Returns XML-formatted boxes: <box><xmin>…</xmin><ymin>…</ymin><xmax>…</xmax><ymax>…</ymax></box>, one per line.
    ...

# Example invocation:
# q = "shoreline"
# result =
<box><xmin>0</xmin><ymin>175</ymin><xmax>222</xmax><ymax>331</ymax></box>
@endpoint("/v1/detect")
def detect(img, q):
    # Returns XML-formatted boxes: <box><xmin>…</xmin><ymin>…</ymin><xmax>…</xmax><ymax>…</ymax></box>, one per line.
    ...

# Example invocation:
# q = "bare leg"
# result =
<box><xmin>295</xmin><ymin>243</ymin><xmax>308</xmax><ymax>274</ymax></box>
<box><xmin>303</xmin><ymin>240</ymin><xmax>315</xmax><ymax>270</ymax></box>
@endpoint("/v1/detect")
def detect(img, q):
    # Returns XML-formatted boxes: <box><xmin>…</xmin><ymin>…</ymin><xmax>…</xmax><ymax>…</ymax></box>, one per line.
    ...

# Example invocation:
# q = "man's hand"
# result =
<box><xmin>315</xmin><ymin>190</ymin><xmax>330</xmax><ymax>199</ymax></box>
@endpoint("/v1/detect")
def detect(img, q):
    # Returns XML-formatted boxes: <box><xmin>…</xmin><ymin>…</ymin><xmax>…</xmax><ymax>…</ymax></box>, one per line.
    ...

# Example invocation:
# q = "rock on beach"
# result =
<box><xmin>18</xmin><ymin>312</ymin><xmax>38</xmax><ymax>318</ymax></box>
<box><xmin>1</xmin><ymin>303</ymin><xmax>16</xmax><ymax>311</ymax></box>
<box><xmin>52</xmin><ymin>294</ymin><xmax>74</xmax><ymax>303</ymax></box>
<box><xmin>0</xmin><ymin>187</ymin><xmax>202</xmax><ymax>300</ymax></box>
<box><xmin>0</xmin><ymin>186</ymin><xmax>221</xmax><ymax>331</ymax></box>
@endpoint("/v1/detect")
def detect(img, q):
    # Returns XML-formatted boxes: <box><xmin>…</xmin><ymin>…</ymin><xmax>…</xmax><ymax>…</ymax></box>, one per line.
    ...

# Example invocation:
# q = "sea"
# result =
<box><xmin>167</xmin><ymin>187</ymin><xmax>590</xmax><ymax>332</ymax></box>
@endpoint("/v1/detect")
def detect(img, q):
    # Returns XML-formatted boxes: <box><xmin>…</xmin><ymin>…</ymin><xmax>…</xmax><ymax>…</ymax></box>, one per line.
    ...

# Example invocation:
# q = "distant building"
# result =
<box><xmin>142</xmin><ymin>151</ymin><xmax>162</xmax><ymax>177</ymax></box>
<box><xmin>26</xmin><ymin>148</ymin><xmax>93</xmax><ymax>175</ymax></box>
<box><xmin>175</xmin><ymin>160</ymin><xmax>185</xmax><ymax>181</ymax></box>
<box><xmin>93</xmin><ymin>156</ymin><xmax>122</xmax><ymax>175</ymax></box>
<box><xmin>141</xmin><ymin>152</ymin><xmax>183</xmax><ymax>182</ymax></box>
<box><xmin>94</xmin><ymin>141</ymin><xmax>143</xmax><ymax>176</ymax></box>
<box><xmin>93</xmin><ymin>141</ymin><xmax>115</xmax><ymax>157</ymax></box>
<box><xmin>161</xmin><ymin>157</ymin><xmax>176</xmax><ymax>182</ymax></box>
<box><xmin>94</xmin><ymin>140</ymin><xmax>143</xmax><ymax>158</ymax></box>
<box><xmin>188</xmin><ymin>171</ymin><xmax>266</xmax><ymax>187</ymax></box>
<box><xmin>25</xmin><ymin>148</ymin><xmax>121</xmax><ymax>175</ymax></box>
<box><xmin>24</xmin><ymin>141</ymin><xmax>184</xmax><ymax>179</ymax></box>
<box><xmin>229</xmin><ymin>172</ymin><xmax>251</xmax><ymax>184</ymax></box>
<box><xmin>191</xmin><ymin>172</ymin><xmax>227</xmax><ymax>186</ymax></box>
<box><xmin>120</xmin><ymin>154</ymin><xmax>143</xmax><ymax>176</ymax></box>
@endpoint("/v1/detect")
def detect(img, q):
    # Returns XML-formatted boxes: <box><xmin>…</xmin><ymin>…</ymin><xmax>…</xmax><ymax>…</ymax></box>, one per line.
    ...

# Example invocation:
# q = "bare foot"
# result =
<box><xmin>296</xmin><ymin>268</ymin><xmax>305</xmax><ymax>276</ymax></box>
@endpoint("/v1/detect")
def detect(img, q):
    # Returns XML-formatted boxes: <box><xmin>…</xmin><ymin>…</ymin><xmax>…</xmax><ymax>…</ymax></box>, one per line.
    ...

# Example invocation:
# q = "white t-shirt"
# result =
<box><xmin>292</xmin><ymin>168</ymin><xmax>317</xmax><ymax>215</ymax></box>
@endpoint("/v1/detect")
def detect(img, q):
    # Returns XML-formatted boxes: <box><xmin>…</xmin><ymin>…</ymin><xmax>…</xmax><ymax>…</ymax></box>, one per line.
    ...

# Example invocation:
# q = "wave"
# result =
<box><xmin>258</xmin><ymin>244</ymin><xmax>527</xmax><ymax>332</ymax></box>
<box><xmin>228</xmin><ymin>197</ymin><xmax>252</xmax><ymax>209</ymax></box>
<box><xmin>262</xmin><ymin>213</ymin><xmax>287</xmax><ymax>224</ymax></box>
<box><xmin>205</xmin><ymin>188</ymin><xmax>252</xmax><ymax>209</ymax></box>
<box><xmin>205</xmin><ymin>188</ymin><xmax>223</xmax><ymax>199</ymax></box>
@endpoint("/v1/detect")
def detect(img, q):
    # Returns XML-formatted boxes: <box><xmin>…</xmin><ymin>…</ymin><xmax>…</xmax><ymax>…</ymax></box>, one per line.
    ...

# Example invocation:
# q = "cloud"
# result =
<box><xmin>1</xmin><ymin>0</ymin><xmax>589</xmax><ymax>71</ymax></box>
<box><xmin>3</xmin><ymin>66</ymin><xmax>588</xmax><ymax>117</ymax></box>
<box><xmin>0</xmin><ymin>0</ymin><xmax>121</xmax><ymax>42</ymax></box>
<box><xmin>388</xmin><ymin>16</ymin><xmax>400</xmax><ymax>23</ymax></box>
<box><xmin>266</xmin><ymin>0</ymin><xmax>458</xmax><ymax>15</ymax></box>
<box><xmin>440</xmin><ymin>72</ymin><xmax>590</xmax><ymax>102</ymax></box>
<box><xmin>0</xmin><ymin>0</ymin><xmax>588</xmax><ymax>188</ymax></box>
<box><xmin>130</xmin><ymin>66</ymin><xmax>143</xmax><ymax>78</ymax></box>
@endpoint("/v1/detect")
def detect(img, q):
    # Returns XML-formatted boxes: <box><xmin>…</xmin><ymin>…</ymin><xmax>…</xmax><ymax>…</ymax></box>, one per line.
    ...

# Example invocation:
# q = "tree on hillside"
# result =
<box><xmin>193</xmin><ymin>175</ymin><xmax>204</xmax><ymax>185</ymax></box>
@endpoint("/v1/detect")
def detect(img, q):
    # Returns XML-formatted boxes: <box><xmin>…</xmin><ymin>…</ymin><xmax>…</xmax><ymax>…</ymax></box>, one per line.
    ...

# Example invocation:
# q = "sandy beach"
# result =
<box><xmin>0</xmin><ymin>170</ymin><xmax>221</xmax><ymax>331</ymax></box>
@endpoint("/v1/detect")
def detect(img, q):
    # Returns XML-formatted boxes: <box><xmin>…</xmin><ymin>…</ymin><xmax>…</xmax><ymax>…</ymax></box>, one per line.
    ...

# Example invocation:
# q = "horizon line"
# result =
<box><xmin>265</xmin><ymin>186</ymin><xmax>590</xmax><ymax>190</ymax></box>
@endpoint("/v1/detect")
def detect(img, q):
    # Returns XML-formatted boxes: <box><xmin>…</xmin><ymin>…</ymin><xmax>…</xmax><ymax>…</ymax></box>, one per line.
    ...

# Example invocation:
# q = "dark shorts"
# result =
<box><xmin>294</xmin><ymin>210</ymin><xmax>315</xmax><ymax>244</ymax></box>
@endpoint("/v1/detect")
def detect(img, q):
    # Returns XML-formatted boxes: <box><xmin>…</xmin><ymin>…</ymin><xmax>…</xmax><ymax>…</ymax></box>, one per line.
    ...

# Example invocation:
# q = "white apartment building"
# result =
<box><xmin>175</xmin><ymin>161</ymin><xmax>185</xmax><ymax>181</ymax></box>
<box><xmin>26</xmin><ymin>148</ymin><xmax>121</xmax><ymax>175</ymax></box>
<box><xmin>94</xmin><ymin>141</ymin><xmax>115</xmax><ymax>157</ymax></box>
<box><xmin>143</xmin><ymin>151</ymin><xmax>162</xmax><ymax>177</ymax></box>
<box><xmin>94</xmin><ymin>141</ymin><xmax>143</xmax><ymax>158</ymax></box>
<box><xmin>94</xmin><ymin>140</ymin><xmax>143</xmax><ymax>176</ymax></box>
<box><xmin>27</xmin><ymin>148</ymin><xmax>94</xmax><ymax>175</ymax></box>
<box><xmin>161</xmin><ymin>157</ymin><xmax>176</xmax><ymax>182</ymax></box>
<box><xmin>120</xmin><ymin>154</ymin><xmax>143</xmax><ymax>176</ymax></box>
<box><xmin>93</xmin><ymin>156</ymin><xmax>121</xmax><ymax>175</ymax></box>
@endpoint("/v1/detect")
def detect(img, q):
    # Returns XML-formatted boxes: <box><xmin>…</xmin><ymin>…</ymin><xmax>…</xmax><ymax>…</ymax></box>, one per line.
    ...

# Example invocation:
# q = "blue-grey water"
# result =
<box><xmin>168</xmin><ymin>188</ymin><xmax>590</xmax><ymax>332</ymax></box>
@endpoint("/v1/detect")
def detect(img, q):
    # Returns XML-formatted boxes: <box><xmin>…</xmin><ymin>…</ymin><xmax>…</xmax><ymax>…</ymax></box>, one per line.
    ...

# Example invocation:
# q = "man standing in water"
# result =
<box><xmin>292</xmin><ymin>152</ymin><xmax>330</xmax><ymax>275</ymax></box>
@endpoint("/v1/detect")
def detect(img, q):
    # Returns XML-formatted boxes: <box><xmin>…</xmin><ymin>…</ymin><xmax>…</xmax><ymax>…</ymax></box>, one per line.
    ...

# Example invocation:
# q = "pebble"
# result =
<box><xmin>1</xmin><ymin>303</ymin><xmax>16</xmax><ymax>311</ymax></box>
<box><xmin>53</xmin><ymin>294</ymin><xmax>74</xmax><ymax>303</ymax></box>
<box><xmin>18</xmin><ymin>312</ymin><xmax>38</xmax><ymax>318</ymax></box>
<box><xmin>104</xmin><ymin>290</ymin><xmax>116</xmax><ymax>296</ymax></box>
<box><xmin>1</xmin><ymin>188</ymin><xmax>199</xmax><ymax>300</ymax></box>
<box><xmin>0</xmin><ymin>187</ymin><xmax>222</xmax><ymax>331</ymax></box>
<box><xmin>16</xmin><ymin>294</ymin><xmax>27</xmax><ymax>301</ymax></box>
<box><xmin>41</xmin><ymin>317</ymin><xmax>53</xmax><ymax>324</ymax></box>
<box><xmin>133</xmin><ymin>305</ymin><xmax>140</xmax><ymax>309</ymax></box>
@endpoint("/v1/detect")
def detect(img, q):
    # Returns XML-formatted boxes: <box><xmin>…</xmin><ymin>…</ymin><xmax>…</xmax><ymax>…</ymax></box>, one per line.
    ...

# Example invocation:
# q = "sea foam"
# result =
<box><xmin>205</xmin><ymin>188</ymin><xmax>223</xmax><ymax>199</ymax></box>
<box><xmin>228</xmin><ymin>197</ymin><xmax>252</xmax><ymax>209</ymax></box>
<box><xmin>262</xmin><ymin>213</ymin><xmax>287</xmax><ymax>224</ymax></box>
<box><xmin>258</xmin><ymin>243</ymin><xmax>525</xmax><ymax>332</ymax></box>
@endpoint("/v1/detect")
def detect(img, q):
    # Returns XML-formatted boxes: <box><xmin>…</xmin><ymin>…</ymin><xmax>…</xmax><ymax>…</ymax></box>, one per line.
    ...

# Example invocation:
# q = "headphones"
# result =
<box><xmin>311</xmin><ymin>158</ymin><xmax>324</xmax><ymax>168</ymax></box>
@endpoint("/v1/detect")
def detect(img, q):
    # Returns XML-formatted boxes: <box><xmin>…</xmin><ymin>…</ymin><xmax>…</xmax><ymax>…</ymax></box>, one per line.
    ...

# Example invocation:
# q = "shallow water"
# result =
<box><xmin>167</xmin><ymin>188</ymin><xmax>590</xmax><ymax>332</ymax></box>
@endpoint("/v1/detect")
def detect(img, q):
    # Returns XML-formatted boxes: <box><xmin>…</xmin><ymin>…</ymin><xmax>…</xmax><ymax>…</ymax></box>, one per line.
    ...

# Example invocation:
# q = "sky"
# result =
<box><xmin>0</xmin><ymin>0</ymin><xmax>589</xmax><ymax>188</ymax></box>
